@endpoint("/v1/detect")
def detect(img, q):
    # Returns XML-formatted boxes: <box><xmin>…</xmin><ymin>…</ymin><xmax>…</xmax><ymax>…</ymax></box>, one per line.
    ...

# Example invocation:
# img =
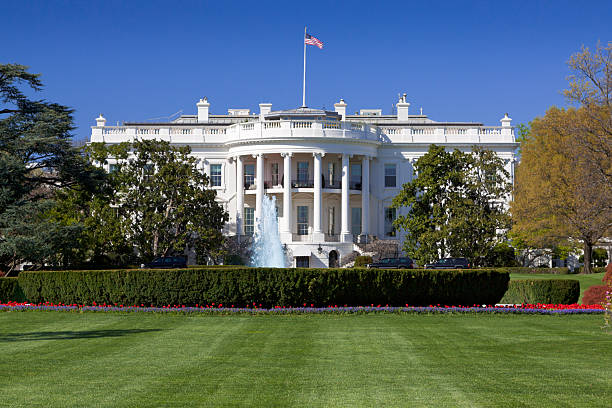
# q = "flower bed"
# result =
<box><xmin>0</xmin><ymin>301</ymin><xmax>604</xmax><ymax>315</ymax></box>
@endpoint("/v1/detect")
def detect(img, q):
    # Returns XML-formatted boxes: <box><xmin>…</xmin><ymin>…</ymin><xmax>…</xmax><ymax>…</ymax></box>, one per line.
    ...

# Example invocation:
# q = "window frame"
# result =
<box><xmin>244</xmin><ymin>207</ymin><xmax>255</xmax><ymax>235</ymax></box>
<box><xmin>297</xmin><ymin>205</ymin><xmax>309</xmax><ymax>235</ymax></box>
<box><xmin>384</xmin><ymin>206</ymin><xmax>397</xmax><ymax>237</ymax></box>
<box><xmin>210</xmin><ymin>163</ymin><xmax>222</xmax><ymax>187</ymax></box>
<box><xmin>384</xmin><ymin>163</ymin><xmax>397</xmax><ymax>188</ymax></box>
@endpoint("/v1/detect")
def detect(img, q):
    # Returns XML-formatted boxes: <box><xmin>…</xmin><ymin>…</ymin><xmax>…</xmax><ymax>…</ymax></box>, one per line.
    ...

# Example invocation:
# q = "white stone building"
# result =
<box><xmin>90</xmin><ymin>95</ymin><xmax>518</xmax><ymax>267</ymax></box>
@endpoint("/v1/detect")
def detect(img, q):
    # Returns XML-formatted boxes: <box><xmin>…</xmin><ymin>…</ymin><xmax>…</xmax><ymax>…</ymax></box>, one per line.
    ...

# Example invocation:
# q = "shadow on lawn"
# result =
<box><xmin>0</xmin><ymin>329</ymin><xmax>162</xmax><ymax>342</ymax></box>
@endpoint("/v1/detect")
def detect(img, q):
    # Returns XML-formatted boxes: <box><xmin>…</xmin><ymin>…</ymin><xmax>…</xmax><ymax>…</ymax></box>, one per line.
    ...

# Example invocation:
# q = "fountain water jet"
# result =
<box><xmin>250</xmin><ymin>194</ymin><xmax>287</xmax><ymax>267</ymax></box>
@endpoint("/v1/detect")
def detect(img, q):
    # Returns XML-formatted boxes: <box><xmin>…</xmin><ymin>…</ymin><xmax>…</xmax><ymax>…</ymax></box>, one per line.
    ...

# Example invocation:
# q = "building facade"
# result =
<box><xmin>90</xmin><ymin>95</ymin><xmax>518</xmax><ymax>267</ymax></box>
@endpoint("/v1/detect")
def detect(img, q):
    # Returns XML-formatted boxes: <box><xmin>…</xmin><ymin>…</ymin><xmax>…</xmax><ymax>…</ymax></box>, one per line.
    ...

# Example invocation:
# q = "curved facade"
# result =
<box><xmin>91</xmin><ymin>96</ymin><xmax>518</xmax><ymax>267</ymax></box>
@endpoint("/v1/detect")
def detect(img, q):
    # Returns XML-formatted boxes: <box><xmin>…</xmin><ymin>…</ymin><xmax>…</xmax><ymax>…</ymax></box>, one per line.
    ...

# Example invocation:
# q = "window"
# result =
<box><xmin>297</xmin><ymin>162</ymin><xmax>309</xmax><ymax>183</ymax></box>
<box><xmin>384</xmin><ymin>207</ymin><xmax>396</xmax><ymax>237</ymax></box>
<box><xmin>210</xmin><ymin>164</ymin><xmax>222</xmax><ymax>187</ymax></box>
<box><xmin>244</xmin><ymin>164</ymin><xmax>255</xmax><ymax>188</ymax></box>
<box><xmin>351</xmin><ymin>207</ymin><xmax>362</xmax><ymax>235</ymax></box>
<box><xmin>328</xmin><ymin>162</ymin><xmax>336</xmax><ymax>187</ymax></box>
<box><xmin>350</xmin><ymin>163</ymin><xmax>362</xmax><ymax>189</ymax></box>
<box><xmin>271</xmin><ymin>163</ymin><xmax>280</xmax><ymax>186</ymax></box>
<box><xmin>328</xmin><ymin>206</ymin><xmax>335</xmax><ymax>235</ymax></box>
<box><xmin>244</xmin><ymin>207</ymin><xmax>255</xmax><ymax>235</ymax></box>
<box><xmin>384</xmin><ymin>164</ymin><xmax>397</xmax><ymax>187</ymax></box>
<box><xmin>297</xmin><ymin>205</ymin><xmax>308</xmax><ymax>235</ymax></box>
<box><xmin>143</xmin><ymin>164</ymin><xmax>154</xmax><ymax>182</ymax></box>
<box><xmin>108</xmin><ymin>164</ymin><xmax>118</xmax><ymax>173</ymax></box>
<box><xmin>295</xmin><ymin>256</ymin><xmax>310</xmax><ymax>268</ymax></box>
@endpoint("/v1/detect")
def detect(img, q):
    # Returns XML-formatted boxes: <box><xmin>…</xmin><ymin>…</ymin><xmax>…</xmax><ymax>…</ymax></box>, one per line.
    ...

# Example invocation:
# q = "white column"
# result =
<box><xmin>361</xmin><ymin>155</ymin><xmax>370</xmax><ymax>239</ymax></box>
<box><xmin>341</xmin><ymin>153</ymin><xmax>351</xmax><ymax>242</ymax></box>
<box><xmin>281</xmin><ymin>153</ymin><xmax>293</xmax><ymax>240</ymax></box>
<box><xmin>236</xmin><ymin>156</ymin><xmax>244</xmax><ymax>236</ymax></box>
<box><xmin>313</xmin><ymin>152</ymin><xmax>324</xmax><ymax>241</ymax></box>
<box><xmin>203</xmin><ymin>159</ymin><xmax>211</xmax><ymax>182</ymax></box>
<box><xmin>255</xmin><ymin>153</ymin><xmax>264</xmax><ymax>222</ymax></box>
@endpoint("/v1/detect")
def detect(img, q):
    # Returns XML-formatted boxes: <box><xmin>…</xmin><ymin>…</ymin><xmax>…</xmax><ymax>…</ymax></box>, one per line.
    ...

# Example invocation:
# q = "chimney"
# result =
<box><xmin>500</xmin><ymin>112</ymin><xmax>512</xmax><ymax>127</ymax></box>
<box><xmin>396</xmin><ymin>93</ymin><xmax>410</xmax><ymax>121</ymax></box>
<box><xmin>95</xmin><ymin>114</ymin><xmax>106</xmax><ymax>127</ymax></box>
<box><xmin>259</xmin><ymin>103</ymin><xmax>272</xmax><ymax>119</ymax></box>
<box><xmin>197</xmin><ymin>97</ymin><xmax>210</xmax><ymax>123</ymax></box>
<box><xmin>334</xmin><ymin>98</ymin><xmax>347</xmax><ymax>121</ymax></box>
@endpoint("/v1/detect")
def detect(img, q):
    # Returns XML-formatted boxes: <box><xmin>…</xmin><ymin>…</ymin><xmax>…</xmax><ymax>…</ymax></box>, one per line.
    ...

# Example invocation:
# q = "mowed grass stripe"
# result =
<box><xmin>0</xmin><ymin>313</ymin><xmax>610</xmax><ymax>407</ymax></box>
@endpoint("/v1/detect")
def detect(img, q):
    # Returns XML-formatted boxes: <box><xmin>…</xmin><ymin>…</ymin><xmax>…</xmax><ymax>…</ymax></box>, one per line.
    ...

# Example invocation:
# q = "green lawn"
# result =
<box><xmin>0</xmin><ymin>312</ymin><xmax>610</xmax><ymax>407</ymax></box>
<box><xmin>510</xmin><ymin>272</ymin><xmax>606</xmax><ymax>302</ymax></box>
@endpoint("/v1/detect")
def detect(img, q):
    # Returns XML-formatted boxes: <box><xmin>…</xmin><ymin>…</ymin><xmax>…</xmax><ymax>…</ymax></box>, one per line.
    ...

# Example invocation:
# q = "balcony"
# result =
<box><xmin>292</xmin><ymin>179</ymin><xmax>314</xmax><ymax>188</ymax></box>
<box><xmin>349</xmin><ymin>180</ymin><xmax>362</xmax><ymax>190</ymax></box>
<box><xmin>322</xmin><ymin>178</ymin><xmax>341</xmax><ymax>189</ymax></box>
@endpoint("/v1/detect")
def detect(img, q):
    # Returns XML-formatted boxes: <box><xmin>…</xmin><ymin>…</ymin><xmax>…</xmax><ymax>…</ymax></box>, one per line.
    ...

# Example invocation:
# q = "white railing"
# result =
<box><xmin>264</xmin><ymin>122</ymin><xmax>281</xmax><ymax>129</ymax></box>
<box><xmin>292</xmin><ymin>234</ymin><xmax>310</xmax><ymax>242</ymax></box>
<box><xmin>102</xmin><ymin>127</ymin><xmax>126</xmax><ymax>134</ymax></box>
<box><xmin>292</xmin><ymin>121</ymin><xmax>312</xmax><ymax>129</ymax></box>
<box><xmin>137</xmin><ymin>128</ymin><xmax>160</xmax><ymax>135</ymax></box>
<box><xmin>93</xmin><ymin>122</ymin><xmax>514</xmax><ymax>145</ymax></box>
<box><xmin>170</xmin><ymin>128</ymin><xmax>192</xmax><ymax>135</ymax></box>
<box><xmin>323</xmin><ymin>121</ymin><xmax>341</xmax><ymax>129</ymax></box>
<box><xmin>410</xmin><ymin>128</ymin><xmax>435</xmax><ymax>135</ymax></box>
<box><xmin>445</xmin><ymin>128</ymin><xmax>467</xmax><ymax>135</ymax></box>
<box><xmin>478</xmin><ymin>127</ymin><xmax>502</xmax><ymax>135</ymax></box>
<box><xmin>381</xmin><ymin>127</ymin><xmax>402</xmax><ymax>135</ymax></box>
<box><xmin>204</xmin><ymin>128</ymin><xmax>226</xmax><ymax>135</ymax></box>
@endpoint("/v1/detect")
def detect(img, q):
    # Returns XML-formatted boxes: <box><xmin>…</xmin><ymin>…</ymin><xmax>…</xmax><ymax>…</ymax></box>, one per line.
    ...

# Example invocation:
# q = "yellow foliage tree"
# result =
<box><xmin>512</xmin><ymin>107</ymin><xmax>612</xmax><ymax>273</ymax></box>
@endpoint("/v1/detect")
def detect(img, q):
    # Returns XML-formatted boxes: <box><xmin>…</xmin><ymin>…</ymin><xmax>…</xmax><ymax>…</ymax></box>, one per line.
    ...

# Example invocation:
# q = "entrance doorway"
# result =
<box><xmin>328</xmin><ymin>250</ymin><xmax>339</xmax><ymax>268</ymax></box>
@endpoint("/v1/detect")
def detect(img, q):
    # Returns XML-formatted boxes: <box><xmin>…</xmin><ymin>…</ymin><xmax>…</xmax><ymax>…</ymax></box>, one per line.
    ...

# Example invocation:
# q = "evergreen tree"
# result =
<box><xmin>0</xmin><ymin>64</ymin><xmax>104</xmax><ymax>274</ymax></box>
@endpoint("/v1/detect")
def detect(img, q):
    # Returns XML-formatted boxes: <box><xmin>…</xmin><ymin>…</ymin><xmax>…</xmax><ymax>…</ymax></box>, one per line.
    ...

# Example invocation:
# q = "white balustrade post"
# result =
<box><xmin>255</xmin><ymin>153</ymin><xmax>264</xmax><ymax>223</ymax></box>
<box><xmin>281</xmin><ymin>153</ymin><xmax>293</xmax><ymax>241</ymax></box>
<box><xmin>361</xmin><ymin>155</ymin><xmax>370</xmax><ymax>240</ymax></box>
<box><xmin>313</xmin><ymin>152</ymin><xmax>324</xmax><ymax>242</ymax></box>
<box><xmin>340</xmin><ymin>153</ymin><xmax>351</xmax><ymax>242</ymax></box>
<box><xmin>236</xmin><ymin>156</ymin><xmax>244</xmax><ymax>236</ymax></box>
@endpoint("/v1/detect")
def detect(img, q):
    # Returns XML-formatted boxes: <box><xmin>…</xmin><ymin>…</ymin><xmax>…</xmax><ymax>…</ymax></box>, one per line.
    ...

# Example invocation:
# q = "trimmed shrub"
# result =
<box><xmin>354</xmin><ymin>256</ymin><xmax>373</xmax><ymax>268</ymax></box>
<box><xmin>17</xmin><ymin>267</ymin><xmax>509</xmax><ymax>307</ymax></box>
<box><xmin>578</xmin><ymin>266</ymin><xmax>607</xmax><ymax>274</ymax></box>
<box><xmin>495</xmin><ymin>267</ymin><xmax>572</xmax><ymax>275</ymax></box>
<box><xmin>0</xmin><ymin>278</ymin><xmax>26</xmax><ymax>302</ymax></box>
<box><xmin>582</xmin><ymin>285</ymin><xmax>610</xmax><ymax>305</ymax></box>
<box><xmin>500</xmin><ymin>279</ymin><xmax>580</xmax><ymax>304</ymax></box>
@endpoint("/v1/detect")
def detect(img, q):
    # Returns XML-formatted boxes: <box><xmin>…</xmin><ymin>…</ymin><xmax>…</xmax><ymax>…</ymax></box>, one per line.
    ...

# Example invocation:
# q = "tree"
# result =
<box><xmin>392</xmin><ymin>145</ymin><xmax>511</xmax><ymax>266</ymax></box>
<box><xmin>564</xmin><ymin>41</ymin><xmax>612</xmax><ymax>191</ymax></box>
<box><xmin>512</xmin><ymin>106</ymin><xmax>612</xmax><ymax>273</ymax></box>
<box><xmin>0</xmin><ymin>64</ymin><xmax>104</xmax><ymax>274</ymax></box>
<box><xmin>87</xmin><ymin>140</ymin><xmax>229</xmax><ymax>262</ymax></box>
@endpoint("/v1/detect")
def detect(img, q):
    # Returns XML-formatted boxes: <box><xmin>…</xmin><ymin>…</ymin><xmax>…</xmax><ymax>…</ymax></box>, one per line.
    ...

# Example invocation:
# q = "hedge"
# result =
<box><xmin>354</xmin><ymin>256</ymin><xmax>373</xmax><ymax>268</ymax></box>
<box><xmin>0</xmin><ymin>278</ymin><xmax>26</xmax><ymax>303</ymax></box>
<box><xmin>578</xmin><ymin>266</ymin><xmax>607</xmax><ymax>274</ymax></box>
<box><xmin>495</xmin><ymin>267</ymin><xmax>574</xmax><ymax>275</ymax></box>
<box><xmin>17</xmin><ymin>267</ymin><xmax>509</xmax><ymax>307</ymax></box>
<box><xmin>499</xmin><ymin>279</ymin><xmax>580</xmax><ymax>304</ymax></box>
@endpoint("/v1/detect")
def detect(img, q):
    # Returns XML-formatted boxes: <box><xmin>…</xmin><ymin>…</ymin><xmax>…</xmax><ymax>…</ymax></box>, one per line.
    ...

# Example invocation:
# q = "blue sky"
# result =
<box><xmin>1</xmin><ymin>0</ymin><xmax>610</xmax><ymax>142</ymax></box>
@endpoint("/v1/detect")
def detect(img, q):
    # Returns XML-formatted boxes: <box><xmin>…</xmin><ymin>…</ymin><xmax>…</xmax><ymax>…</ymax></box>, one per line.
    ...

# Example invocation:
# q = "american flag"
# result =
<box><xmin>305</xmin><ymin>33</ymin><xmax>323</xmax><ymax>49</ymax></box>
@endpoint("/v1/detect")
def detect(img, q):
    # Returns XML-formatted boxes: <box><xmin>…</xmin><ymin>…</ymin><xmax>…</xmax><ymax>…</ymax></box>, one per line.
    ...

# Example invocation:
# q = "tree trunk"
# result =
<box><xmin>583</xmin><ymin>240</ymin><xmax>593</xmax><ymax>274</ymax></box>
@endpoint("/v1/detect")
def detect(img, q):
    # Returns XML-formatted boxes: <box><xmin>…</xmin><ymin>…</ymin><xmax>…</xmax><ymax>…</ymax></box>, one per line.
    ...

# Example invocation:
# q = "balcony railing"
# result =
<box><xmin>292</xmin><ymin>179</ymin><xmax>314</xmax><ymax>188</ymax></box>
<box><xmin>325</xmin><ymin>233</ymin><xmax>340</xmax><ymax>242</ymax></box>
<box><xmin>349</xmin><ymin>180</ymin><xmax>362</xmax><ymax>190</ymax></box>
<box><xmin>322</xmin><ymin>178</ymin><xmax>341</xmax><ymax>189</ymax></box>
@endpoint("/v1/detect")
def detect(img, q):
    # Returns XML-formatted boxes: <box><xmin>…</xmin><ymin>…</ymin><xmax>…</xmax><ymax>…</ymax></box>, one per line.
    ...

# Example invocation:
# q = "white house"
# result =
<box><xmin>90</xmin><ymin>95</ymin><xmax>518</xmax><ymax>267</ymax></box>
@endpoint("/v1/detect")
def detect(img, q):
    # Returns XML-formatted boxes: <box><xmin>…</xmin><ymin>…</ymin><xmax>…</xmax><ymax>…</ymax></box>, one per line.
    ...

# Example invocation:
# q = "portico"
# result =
<box><xmin>233</xmin><ymin>151</ymin><xmax>371</xmax><ymax>244</ymax></box>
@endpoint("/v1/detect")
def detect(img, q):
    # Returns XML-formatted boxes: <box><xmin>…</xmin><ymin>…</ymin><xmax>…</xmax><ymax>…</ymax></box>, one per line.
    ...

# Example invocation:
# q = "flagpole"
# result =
<box><xmin>302</xmin><ymin>26</ymin><xmax>307</xmax><ymax>108</ymax></box>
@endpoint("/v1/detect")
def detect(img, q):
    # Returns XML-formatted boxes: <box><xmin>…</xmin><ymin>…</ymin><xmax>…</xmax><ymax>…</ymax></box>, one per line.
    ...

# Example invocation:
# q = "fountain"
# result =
<box><xmin>250</xmin><ymin>194</ymin><xmax>287</xmax><ymax>267</ymax></box>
